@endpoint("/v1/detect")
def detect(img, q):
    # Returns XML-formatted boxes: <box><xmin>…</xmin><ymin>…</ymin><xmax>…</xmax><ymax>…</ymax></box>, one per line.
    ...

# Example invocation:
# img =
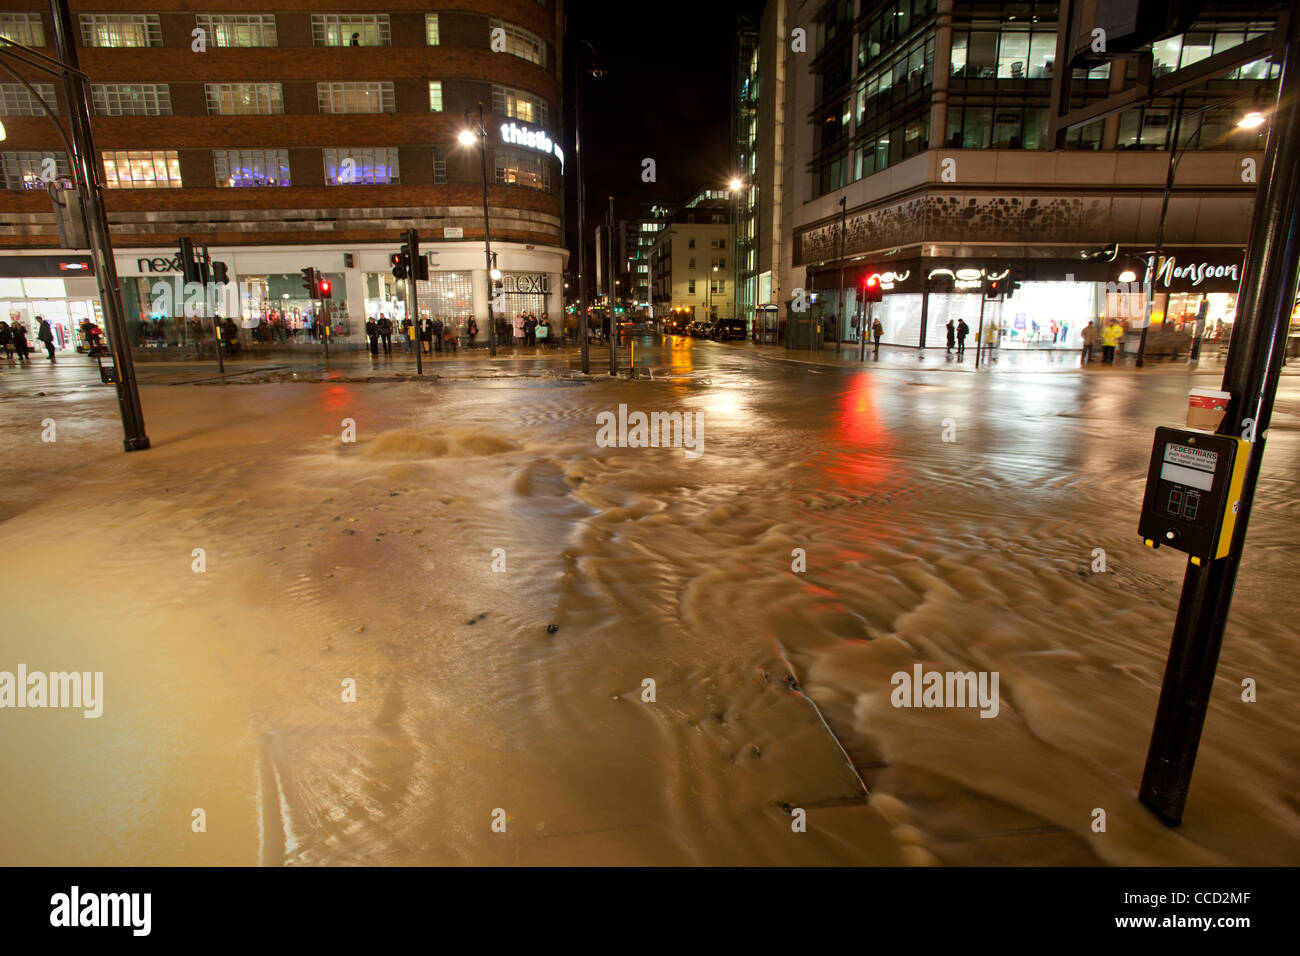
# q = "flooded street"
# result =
<box><xmin>2</xmin><ymin>339</ymin><xmax>1298</xmax><ymax>866</ymax></box>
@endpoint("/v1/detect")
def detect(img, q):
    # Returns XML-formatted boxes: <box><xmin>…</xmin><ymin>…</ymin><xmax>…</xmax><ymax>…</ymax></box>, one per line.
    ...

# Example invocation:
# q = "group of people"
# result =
<box><xmin>366</xmin><ymin>314</ymin><xmax>479</xmax><ymax>356</ymax></box>
<box><xmin>1079</xmin><ymin>318</ymin><xmax>1126</xmax><ymax>364</ymax></box>
<box><xmin>511</xmin><ymin>312</ymin><xmax>551</xmax><ymax>347</ymax></box>
<box><xmin>0</xmin><ymin>317</ymin><xmax>56</xmax><ymax>361</ymax></box>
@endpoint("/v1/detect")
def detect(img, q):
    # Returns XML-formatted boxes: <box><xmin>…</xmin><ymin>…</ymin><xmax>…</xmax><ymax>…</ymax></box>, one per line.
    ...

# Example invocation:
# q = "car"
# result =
<box><xmin>710</xmin><ymin>319</ymin><xmax>747</xmax><ymax>341</ymax></box>
<box><xmin>686</xmin><ymin>321</ymin><xmax>708</xmax><ymax>337</ymax></box>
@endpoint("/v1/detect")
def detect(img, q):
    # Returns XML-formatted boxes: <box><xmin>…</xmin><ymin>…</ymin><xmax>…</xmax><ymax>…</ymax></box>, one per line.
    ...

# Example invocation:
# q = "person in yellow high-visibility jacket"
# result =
<box><xmin>1101</xmin><ymin>319</ymin><xmax>1124</xmax><ymax>364</ymax></box>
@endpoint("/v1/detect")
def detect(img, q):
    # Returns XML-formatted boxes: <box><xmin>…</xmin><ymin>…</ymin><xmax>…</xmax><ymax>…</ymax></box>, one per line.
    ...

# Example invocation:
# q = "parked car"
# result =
<box><xmin>710</xmin><ymin>319</ymin><xmax>747</xmax><ymax>341</ymax></box>
<box><xmin>685</xmin><ymin>321</ymin><xmax>709</xmax><ymax>337</ymax></box>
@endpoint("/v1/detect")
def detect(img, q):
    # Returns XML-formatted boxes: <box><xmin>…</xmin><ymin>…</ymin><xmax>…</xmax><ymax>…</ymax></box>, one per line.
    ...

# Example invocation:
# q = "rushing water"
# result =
<box><xmin>2</xmin><ymin>341</ymin><xmax>1298</xmax><ymax>865</ymax></box>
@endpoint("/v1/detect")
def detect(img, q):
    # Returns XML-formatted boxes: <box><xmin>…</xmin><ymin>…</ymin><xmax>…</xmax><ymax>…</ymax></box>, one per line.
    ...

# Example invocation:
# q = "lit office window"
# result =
<box><xmin>0</xmin><ymin>12</ymin><xmax>44</xmax><ymax>46</ymax></box>
<box><xmin>0</xmin><ymin>151</ymin><xmax>70</xmax><ymax>189</ymax></box>
<box><xmin>79</xmin><ymin>14</ymin><xmax>161</xmax><ymax>48</ymax></box>
<box><xmin>312</xmin><ymin>14</ymin><xmax>390</xmax><ymax>47</ymax></box>
<box><xmin>494</xmin><ymin>148</ymin><xmax>550</xmax><ymax>191</ymax></box>
<box><xmin>195</xmin><ymin>14</ymin><xmax>277</xmax><ymax>48</ymax></box>
<box><xmin>214</xmin><ymin>149</ymin><xmax>289</xmax><ymax>187</ymax></box>
<box><xmin>317</xmin><ymin>82</ymin><xmax>395</xmax><ymax>114</ymax></box>
<box><xmin>488</xmin><ymin>19</ymin><xmax>546</xmax><ymax>66</ymax></box>
<box><xmin>205</xmin><ymin>83</ymin><xmax>283</xmax><ymax>115</ymax></box>
<box><xmin>0</xmin><ymin>83</ymin><xmax>56</xmax><ymax>116</ymax></box>
<box><xmin>491</xmin><ymin>84</ymin><xmax>549</xmax><ymax>126</ymax></box>
<box><xmin>429</xmin><ymin>81</ymin><xmax>443</xmax><ymax>112</ymax></box>
<box><xmin>426</xmin><ymin>14</ymin><xmax>439</xmax><ymax>45</ymax></box>
<box><xmin>91</xmin><ymin>84</ymin><xmax>172</xmax><ymax>116</ymax></box>
<box><xmin>101</xmin><ymin>150</ymin><xmax>182</xmax><ymax>189</ymax></box>
<box><xmin>323</xmin><ymin>148</ymin><xmax>399</xmax><ymax>185</ymax></box>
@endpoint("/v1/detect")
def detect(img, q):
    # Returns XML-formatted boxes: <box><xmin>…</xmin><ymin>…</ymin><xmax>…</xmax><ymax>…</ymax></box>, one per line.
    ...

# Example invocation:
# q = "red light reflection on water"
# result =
<box><xmin>321</xmin><ymin>384</ymin><xmax>352</xmax><ymax>412</ymax></box>
<box><xmin>826</xmin><ymin>372</ymin><xmax>899</xmax><ymax>490</ymax></box>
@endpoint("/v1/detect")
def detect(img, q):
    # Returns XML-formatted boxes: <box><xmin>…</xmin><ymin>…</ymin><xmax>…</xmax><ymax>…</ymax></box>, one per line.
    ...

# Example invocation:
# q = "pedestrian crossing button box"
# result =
<box><xmin>1138</xmin><ymin>426</ymin><xmax>1249</xmax><ymax>563</ymax></box>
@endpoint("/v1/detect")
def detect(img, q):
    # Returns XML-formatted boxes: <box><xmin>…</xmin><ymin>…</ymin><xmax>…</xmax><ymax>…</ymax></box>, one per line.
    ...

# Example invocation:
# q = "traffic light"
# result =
<box><xmin>210</xmin><ymin>261</ymin><xmax>229</xmax><ymax>284</ymax></box>
<box><xmin>405</xmin><ymin>229</ymin><xmax>428</xmax><ymax>281</ymax></box>
<box><xmin>983</xmin><ymin>276</ymin><xmax>1004</xmax><ymax>298</ymax></box>
<box><xmin>1005</xmin><ymin>269</ymin><xmax>1021</xmax><ymax>296</ymax></box>
<box><xmin>178</xmin><ymin>238</ymin><xmax>201</xmax><ymax>284</ymax></box>
<box><xmin>390</xmin><ymin>247</ymin><xmax>409</xmax><ymax>280</ymax></box>
<box><xmin>862</xmin><ymin>273</ymin><xmax>883</xmax><ymax>303</ymax></box>
<box><xmin>301</xmin><ymin>266</ymin><xmax>319</xmax><ymax>296</ymax></box>
<box><xmin>318</xmin><ymin>277</ymin><xmax>332</xmax><ymax>299</ymax></box>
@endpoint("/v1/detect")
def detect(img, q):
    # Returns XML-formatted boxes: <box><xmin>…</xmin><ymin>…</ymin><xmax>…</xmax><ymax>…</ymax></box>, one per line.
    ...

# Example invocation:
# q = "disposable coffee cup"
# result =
<box><xmin>1187</xmin><ymin>388</ymin><xmax>1230</xmax><ymax>431</ymax></box>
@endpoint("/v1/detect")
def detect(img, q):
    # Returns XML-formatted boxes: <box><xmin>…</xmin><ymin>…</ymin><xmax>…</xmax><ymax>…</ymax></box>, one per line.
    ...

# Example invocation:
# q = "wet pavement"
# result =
<box><xmin>1</xmin><ymin>336</ymin><xmax>1297</xmax><ymax>865</ymax></box>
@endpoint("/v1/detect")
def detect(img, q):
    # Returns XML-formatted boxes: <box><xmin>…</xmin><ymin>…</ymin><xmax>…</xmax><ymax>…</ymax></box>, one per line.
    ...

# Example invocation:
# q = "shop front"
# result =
<box><xmin>1107</xmin><ymin>247</ymin><xmax>1246</xmax><ymax>349</ymax></box>
<box><xmin>0</xmin><ymin>255</ymin><xmax>100</xmax><ymax>354</ymax></box>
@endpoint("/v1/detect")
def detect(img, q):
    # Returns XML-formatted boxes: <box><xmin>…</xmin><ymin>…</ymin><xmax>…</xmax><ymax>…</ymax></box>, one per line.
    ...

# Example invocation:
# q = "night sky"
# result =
<box><xmin>562</xmin><ymin>0</ymin><xmax>766</xmax><ymax>279</ymax></box>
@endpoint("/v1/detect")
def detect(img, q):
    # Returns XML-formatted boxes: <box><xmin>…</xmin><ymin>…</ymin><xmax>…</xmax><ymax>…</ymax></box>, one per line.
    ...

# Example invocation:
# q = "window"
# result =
<box><xmin>102</xmin><ymin>150</ymin><xmax>181</xmax><ymax>189</ymax></box>
<box><xmin>323</xmin><ymin>148</ymin><xmax>399</xmax><ymax>185</ymax></box>
<box><xmin>711</xmin><ymin>279</ymin><xmax>725</xmax><ymax>295</ymax></box>
<box><xmin>488</xmin><ymin>19</ymin><xmax>546</xmax><ymax>67</ymax></box>
<box><xmin>311</xmin><ymin>14</ymin><xmax>390</xmax><ymax>47</ymax></box>
<box><xmin>689</xmin><ymin>280</ymin><xmax>696</xmax><ymax>294</ymax></box>
<box><xmin>712</xmin><ymin>257</ymin><xmax>726</xmax><ymax>269</ymax></box>
<box><xmin>195</xmin><ymin>15</ymin><xmax>277</xmax><ymax>48</ymax></box>
<box><xmin>491</xmin><ymin>85</ymin><xmax>549</xmax><ymax>126</ymax></box>
<box><xmin>317</xmin><ymin>82</ymin><xmax>394</xmax><ymax>114</ymax></box>
<box><xmin>432</xmin><ymin>146</ymin><xmax>447</xmax><ymax>184</ymax></box>
<box><xmin>688</xmin><ymin>238</ymin><xmax>696</xmax><ymax>248</ymax></box>
<box><xmin>0</xmin><ymin>83</ymin><xmax>56</xmax><ymax>116</ymax></box>
<box><xmin>80</xmin><ymin>14</ymin><xmax>161</xmax><ymax>48</ymax></box>
<box><xmin>0</xmin><ymin>151</ymin><xmax>70</xmax><ymax>189</ymax></box>
<box><xmin>426</xmin><ymin>14</ymin><xmax>440</xmax><ymax>45</ymax></box>
<box><xmin>214</xmin><ymin>149</ymin><xmax>289</xmax><ymax>187</ymax></box>
<box><xmin>429</xmin><ymin>81</ymin><xmax>443</xmax><ymax>113</ymax></box>
<box><xmin>206</xmin><ymin>83</ymin><xmax>283</xmax><ymax>115</ymax></box>
<box><xmin>92</xmin><ymin>84</ymin><xmax>171</xmax><ymax>117</ymax></box>
<box><xmin>689</xmin><ymin>258</ymin><xmax>695</xmax><ymax>269</ymax></box>
<box><xmin>0</xmin><ymin>12</ymin><xmax>44</xmax><ymax>46</ymax></box>
<box><xmin>494</xmin><ymin>147</ymin><xmax>550</xmax><ymax>191</ymax></box>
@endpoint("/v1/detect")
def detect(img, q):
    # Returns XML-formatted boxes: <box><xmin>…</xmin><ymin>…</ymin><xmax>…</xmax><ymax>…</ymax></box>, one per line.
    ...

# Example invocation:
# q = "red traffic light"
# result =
<box><xmin>318</xmin><ymin>279</ymin><xmax>331</xmax><ymax>298</ymax></box>
<box><xmin>863</xmin><ymin>273</ymin><xmax>883</xmax><ymax>303</ymax></box>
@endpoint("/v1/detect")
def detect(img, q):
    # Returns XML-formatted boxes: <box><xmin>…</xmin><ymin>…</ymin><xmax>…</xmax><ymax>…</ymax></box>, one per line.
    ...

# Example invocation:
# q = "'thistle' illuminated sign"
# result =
<box><xmin>500</xmin><ymin>123</ymin><xmax>565</xmax><ymax>170</ymax></box>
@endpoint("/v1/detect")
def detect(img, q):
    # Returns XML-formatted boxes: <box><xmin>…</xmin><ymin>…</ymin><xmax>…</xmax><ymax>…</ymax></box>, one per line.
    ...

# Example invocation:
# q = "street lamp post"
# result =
<box><xmin>573</xmin><ymin>41</ymin><xmax>606</xmax><ymax>375</ymax></box>
<box><xmin>1139</xmin><ymin>94</ymin><xmax>1263</xmax><ymax>367</ymax></box>
<box><xmin>460</xmin><ymin>103</ymin><xmax>497</xmax><ymax>357</ymax></box>
<box><xmin>0</xmin><ymin>5</ymin><xmax>150</xmax><ymax>451</ymax></box>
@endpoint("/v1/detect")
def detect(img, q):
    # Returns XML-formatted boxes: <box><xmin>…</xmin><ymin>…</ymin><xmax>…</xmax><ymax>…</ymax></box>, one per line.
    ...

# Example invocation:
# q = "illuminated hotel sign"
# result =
<box><xmin>500</xmin><ymin>123</ymin><xmax>565</xmax><ymax>170</ymax></box>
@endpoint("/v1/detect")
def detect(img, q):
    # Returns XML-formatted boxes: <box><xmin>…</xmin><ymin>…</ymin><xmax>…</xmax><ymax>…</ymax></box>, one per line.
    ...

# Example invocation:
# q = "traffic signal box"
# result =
<box><xmin>862</xmin><ymin>274</ymin><xmax>883</xmax><ymax>303</ymax></box>
<box><xmin>1138</xmin><ymin>426</ymin><xmax>1251</xmax><ymax>564</ymax></box>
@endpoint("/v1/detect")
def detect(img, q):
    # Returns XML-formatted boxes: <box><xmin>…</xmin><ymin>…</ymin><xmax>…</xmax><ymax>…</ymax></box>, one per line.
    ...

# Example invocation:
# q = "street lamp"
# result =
<box><xmin>0</xmin><ymin>11</ymin><xmax>148</xmax><ymax>450</ymax></box>
<box><xmin>573</xmin><ymin>39</ymin><xmax>606</xmax><ymax>374</ymax></box>
<box><xmin>459</xmin><ymin>102</ymin><xmax>497</xmax><ymax>356</ymax></box>
<box><xmin>1138</xmin><ymin>95</ymin><xmax>1266</xmax><ymax>367</ymax></box>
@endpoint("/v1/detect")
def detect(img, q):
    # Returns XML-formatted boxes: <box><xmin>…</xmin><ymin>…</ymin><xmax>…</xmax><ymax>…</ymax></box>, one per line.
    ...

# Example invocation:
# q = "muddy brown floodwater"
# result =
<box><xmin>2</xmin><ymin>344</ymin><xmax>1298</xmax><ymax>865</ymax></box>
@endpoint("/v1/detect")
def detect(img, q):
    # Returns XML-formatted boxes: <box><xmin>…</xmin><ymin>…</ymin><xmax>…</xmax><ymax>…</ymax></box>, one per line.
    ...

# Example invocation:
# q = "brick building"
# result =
<box><xmin>0</xmin><ymin>1</ymin><xmax>567</xmax><ymax>350</ymax></box>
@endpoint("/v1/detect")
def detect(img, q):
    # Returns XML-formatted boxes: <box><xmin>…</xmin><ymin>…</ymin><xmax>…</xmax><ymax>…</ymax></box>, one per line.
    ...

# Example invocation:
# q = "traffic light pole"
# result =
<box><xmin>1139</xmin><ymin>8</ymin><xmax>1300</xmax><ymax>826</ymax></box>
<box><xmin>48</xmin><ymin>0</ymin><xmax>149</xmax><ymax>450</ymax></box>
<box><xmin>974</xmin><ymin>294</ymin><xmax>987</xmax><ymax>369</ymax></box>
<box><xmin>407</xmin><ymin>229</ymin><xmax>422</xmax><ymax>376</ymax></box>
<box><xmin>607</xmin><ymin>195</ymin><xmax>617</xmax><ymax>376</ymax></box>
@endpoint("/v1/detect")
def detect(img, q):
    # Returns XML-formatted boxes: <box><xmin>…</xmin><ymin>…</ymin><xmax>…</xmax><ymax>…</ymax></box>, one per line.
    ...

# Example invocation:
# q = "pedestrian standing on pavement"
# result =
<box><xmin>466</xmin><ymin>316</ymin><xmax>478</xmax><ymax>347</ymax></box>
<box><xmin>377</xmin><ymin>314</ymin><xmax>393</xmax><ymax>355</ymax></box>
<box><xmin>420</xmin><ymin>317</ymin><xmax>433</xmax><ymax>354</ymax></box>
<box><xmin>402</xmin><ymin>316</ymin><xmax>414</xmax><ymax>354</ymax></box>
<box><xmin>1080</xmin><ymin>320</ymin><xmax>1097</xmax><ymax>364</ymax></box>
<box><xmin>956</xmin><ymin>318</ymin><xmax>969</xmax><ymax>357</ymax></box>
<box><xmin>512</xmin><ymin>313</ymin><xmax>525</xmax><ymax>348</ymax></box>
<box><xmin>365</xmin><ymin>315</ymin><xmax>379</xmax><ymax>356</ymax></box>
<box><xmin>871</xmin><ymin>316</ymin><xmax>883</xmax><ymax>355</ymax></box>
<box><xmin>0</xmin><ymin>321</ymin><xmax>12</xmax><ymax>360</ymax></box>
<box><xmin>945</xmin><ymin>319</ymin><xmax>955</xmax><ymax>353</ymax></box>
<box><xmin>1049</xmin><ymin>318</ymin><xmax>1059</xmax><ymax>344</ymax></box>
<box><xmin>524</xmin><ymin>313</ymin><xmax>537</xmax><ymax>347</ymax></box>
<box><xmin>1102</xmin><ymin>318</ymin><xmax>1123</xmax><ymax>364</ymax></box>
<box><xmin>37</xmin><ymin>315</ymin><xmax>55</xmax><ymax>362</ymax></box>
<box><xmin>432</xmin><ymin>315</ymin><xmax>444</xmax><ymax>354</ymax></box>
<box><xmin>1059</xmin><ymin>320</ymin><xmax>1069</xmax><ymax>345</ymax></box>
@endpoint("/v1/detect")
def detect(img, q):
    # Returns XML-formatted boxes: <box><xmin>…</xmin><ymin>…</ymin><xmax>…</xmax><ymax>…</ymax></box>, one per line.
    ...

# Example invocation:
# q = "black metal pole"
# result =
<box><xmin>469</xmin><ymin>105</ymin><xmax>496</xmax><ymax>358</ymax></box>
<box><xmin>975</xmin><ymin>293</ymin><xmax>987</xmax><ymax>369</ymax></box>
<box><xmin>50</xmin><ymin>0</ymin><xmax>149</xmax><ymax>449</ymax></box>
<box><xmin>407</xmin><ymin>229</ymin><xmax>421</xmax><ymax>374</ymax></box>
<box><xmin>607</xmin><ymin>194</ymin><xmax>617</xmax><ymax>375</ymax></box>
<box><xmin>859</xmin><ymin>300</ymin><xmax>869</xmax><ymax>362</ymax></box>
<box><xmin>836</xmin><ymin>198</ymin><xmax>846</xmax><ymax>356</ymax></box>
<box><xmin>1140</xmin><ymin>9</ymin><xmax>1300</xmax><ymax>826</ymax></box>
<box><xmin>1140</xmin><ymin>90</ymin><xmax>1188</xmax><ymax>368</ymax></box>
<box><xmin>574</xmin><ymin>51</ymin><xmax>591</xmax><ymax>374</ymax></box>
